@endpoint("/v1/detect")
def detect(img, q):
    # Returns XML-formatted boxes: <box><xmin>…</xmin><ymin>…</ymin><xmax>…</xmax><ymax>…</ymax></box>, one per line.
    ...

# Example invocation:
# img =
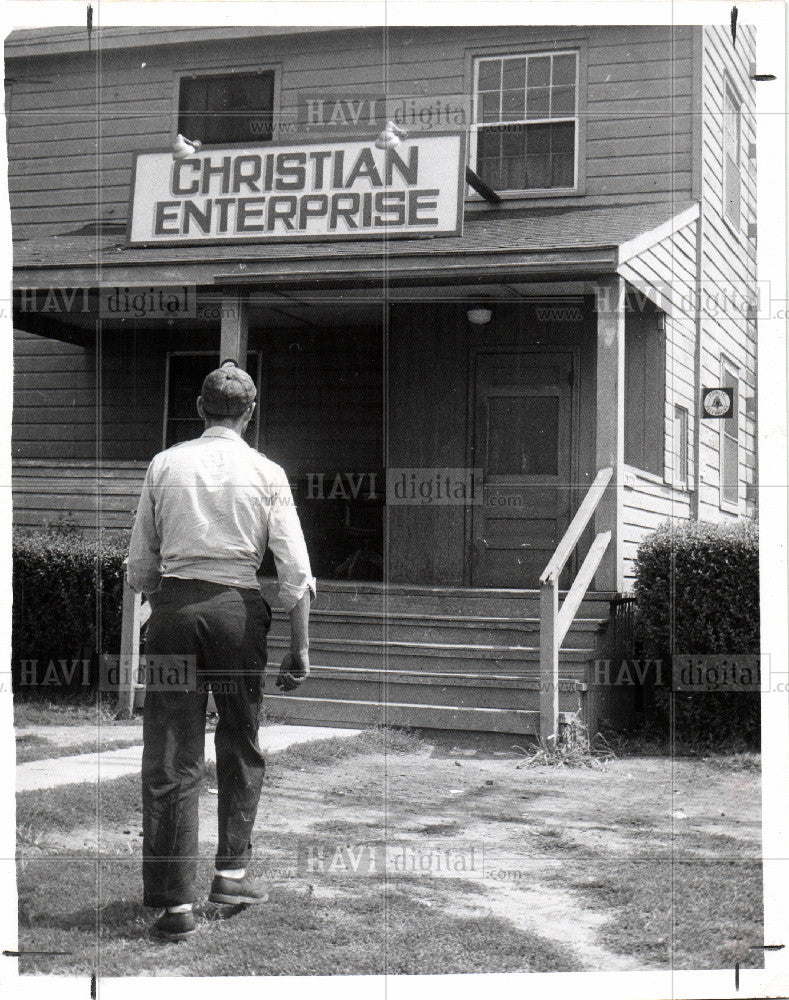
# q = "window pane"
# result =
<box><xmin>502</xmin><ymin>88</ymin><xmax>525</xmax><ymax>119</ymax></box>
<box><xmin>551</xmin><ymin>151</ymin><xmax>574</xmax><ymax>187</ymax></box>
<box><xmin>477</xmin><ymin>128</ymin><xmax>505</xmax><ymax>187</ymax></box>
<box><xmin>551</xmin><ymin>85</ymin><xmax>575</xmax><ymax>117</ymax></box>
<box><xmin>480</xmin><ymin>90</ymin><xmax>502</xmax><ymax>123</ymax></box>
<box><xmin>502</xmin><ymin>156</ymin><xmax>526</xmax><ymax>189</ymax></box>
<box><xmin>501</xmin><ymin>126</ymin><xmax>525</xmax><ymax>157</ymax></box>
<box><xmin>526</xmin><ymin>123</ymin><xmax>550</xmax><ymax>153</ymax></box>
<box><xmin>478</xmin><ymin>59</ymin><xmax>501</xmax><ymax>90</ymax></box>
<box><xmin>525</xmin><ymin>154</ymin><xmax>551</xmax><ymax>188</ymax></box>
<box><xmin>724</xmin><ymin>154</ymin><xmax>741</xmax><ymax>225</ymax></box>
<box><xmin>552</xmin><ymin>53</ymin><xmax>577</xmax><ymax>85</ymax></box>
<box><xmin>527</xmin><ymin>56</ymin><xmax>550</xmax><ymax>87</ymax></box>
<box><xmin>722</xmin><ymin>434</ymin><xmax>738</xmax><ymax>503</ymax></box>
<box><xmin>526</xmin><ymin>86</ymin><xmax>550</xmax><ymax>119</ymax></box>
<box><xmin>502</xmin><ymin>57</ymin><xmax>526</xmax><ymax>89</ymax></box>
<box><xmin>487</xmin><ymin>395</ymin><xmax>559</xmax><ymax>475</ymax></box>
<box><xmin>722</xmin><ymin>371</ymin><xmax>739</xmax><ymax>437</ymax></box>
<box><xmin>551</xmin><ymin>121</ymin><xmax>575</xmax><ymax>151</ymax></box>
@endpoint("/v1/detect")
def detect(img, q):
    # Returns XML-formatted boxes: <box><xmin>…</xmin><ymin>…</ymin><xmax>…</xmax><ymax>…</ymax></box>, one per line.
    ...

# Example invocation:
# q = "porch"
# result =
<box><xmin>12</xmin><ymin>200</ymin><xmax>702</xmax><ymax>736</ymax></box>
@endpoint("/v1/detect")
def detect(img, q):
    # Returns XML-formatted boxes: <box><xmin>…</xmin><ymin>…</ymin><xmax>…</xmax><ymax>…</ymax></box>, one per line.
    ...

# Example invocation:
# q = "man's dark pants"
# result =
<box><xmin>141</xmin><ymin>577</ymin><xmax>271</xmax><ymax>908</ymax></box>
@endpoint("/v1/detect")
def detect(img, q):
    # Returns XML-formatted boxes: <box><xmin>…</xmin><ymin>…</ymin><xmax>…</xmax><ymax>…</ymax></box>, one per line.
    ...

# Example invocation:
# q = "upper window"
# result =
<box><xmin>178</xmin><ymin>72</ymin><xmax>275</xmax><ymax>146</ymax></box>
<box><xmin>473</xmin><ymin>51</ymin><xmax>578</xmax><ymax>192</ymax></box>
<box><xmin>723</xmin><ymin>82</ymin><xmax>741</xmax><ymax>228</ymax></box>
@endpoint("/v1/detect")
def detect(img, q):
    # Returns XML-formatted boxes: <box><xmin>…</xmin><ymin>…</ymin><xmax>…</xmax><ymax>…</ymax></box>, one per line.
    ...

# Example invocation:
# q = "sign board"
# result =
<box><xmin>128</xmin><ymin>134</ymin><xmax>465</xmax><ymax>246</ymax></box>
<box><xmin>701</xmin><ymin>387</ymin><xmax>734</xmax><ymax>419</ymax></box>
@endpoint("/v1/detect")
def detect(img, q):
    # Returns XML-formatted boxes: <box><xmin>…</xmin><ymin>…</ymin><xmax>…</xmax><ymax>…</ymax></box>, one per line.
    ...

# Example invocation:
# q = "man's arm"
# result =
<box><xmin>289</xmin><ymin>590</ymin><xmax>310</xmax><ymax>660</ymax></box>
<box><xmin>277</xmin><ymin>591</ymin><xmax>311</xmax><ymax>691</ymax></box>
<box><xmin>127</xmin><ymin>461</ymin><xmax>162</xmax><ymax>596</ymax></box>
<box><xmin>264</xmin><ymin>468</ymin><xmax>315</xmax><ymax>690</ymax></box>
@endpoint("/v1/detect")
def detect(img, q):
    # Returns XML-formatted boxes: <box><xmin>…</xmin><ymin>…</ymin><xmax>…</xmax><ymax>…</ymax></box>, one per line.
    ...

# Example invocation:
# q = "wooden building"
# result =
<box><xmin>7</xmin><ymin>24</ymin><xmax>758</xmax><ymax>734</ymax></box>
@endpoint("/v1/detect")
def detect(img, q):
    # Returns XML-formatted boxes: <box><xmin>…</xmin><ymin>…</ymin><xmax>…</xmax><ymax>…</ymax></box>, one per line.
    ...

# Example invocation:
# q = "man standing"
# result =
<box><xmin>127</xmin><ymin>359</ymin><xmax>315</xmax><ymax>942</ymax></box>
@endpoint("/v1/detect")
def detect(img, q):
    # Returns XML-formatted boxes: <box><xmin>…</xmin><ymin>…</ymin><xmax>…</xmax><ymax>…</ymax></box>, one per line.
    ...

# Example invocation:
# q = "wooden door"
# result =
<box><xmin>470</xmin><ymin>350</ymin><xmax>575</xmax><ymax>588</ymax></box>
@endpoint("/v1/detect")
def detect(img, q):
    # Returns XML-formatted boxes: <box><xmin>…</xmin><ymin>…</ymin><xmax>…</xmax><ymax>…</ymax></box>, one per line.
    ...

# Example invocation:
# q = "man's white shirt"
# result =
<box><xmin>127</xmin><ymin>426</ymin><xmax>316</xmax><ymax>611</ymax></box>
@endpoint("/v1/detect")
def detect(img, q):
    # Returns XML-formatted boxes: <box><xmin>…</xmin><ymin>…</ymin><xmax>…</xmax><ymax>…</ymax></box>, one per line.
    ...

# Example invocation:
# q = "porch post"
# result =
<box><xmin>116</xmin><ymin>562</ymin><xmax>142</xmax><ymax>720</ymax></box>
<box><xmin>220</xmin><ymin>291</ymin><xmax>249</xmax><ymax>369</ymax></box>
<box><xmin>594</xmin><ymin>275</ymin><xmax>625</xmax><ymax>593</ymax></box>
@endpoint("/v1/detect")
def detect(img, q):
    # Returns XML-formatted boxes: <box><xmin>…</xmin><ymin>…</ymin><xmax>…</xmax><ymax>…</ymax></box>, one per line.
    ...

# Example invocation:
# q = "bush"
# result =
<box><xmin>12</xmin><ymin>528</ymin><xmax>131</xmax><ymax>695</ymax></box>
<box><xmin>632</xmin><ymin>519</ymin><xmax>759</xmax><ymax>750</ymax></box>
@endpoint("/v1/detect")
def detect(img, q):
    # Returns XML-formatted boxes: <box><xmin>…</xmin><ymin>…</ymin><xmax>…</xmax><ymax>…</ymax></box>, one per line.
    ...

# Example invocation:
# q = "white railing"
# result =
<box><xmin>116</xmin><ymin>560</ymin><xmax>151</xmax><ymax>719</ymax></box>
<box><xmin>538</xmin><ymin>466</ymin><xmax>613</xmax><ymax>742</ymax></box>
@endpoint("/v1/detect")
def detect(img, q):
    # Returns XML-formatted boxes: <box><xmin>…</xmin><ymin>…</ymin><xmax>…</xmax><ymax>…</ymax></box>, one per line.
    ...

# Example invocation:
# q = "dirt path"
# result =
<box><xmin>219</xmin><ymin>745</ymin><xmax>760</xmax><ymax>970</ymax></box>
<box><xmin>29</xmin><ymin>737</ymin><xmax>760</xmax><ymax>972</ymax></box>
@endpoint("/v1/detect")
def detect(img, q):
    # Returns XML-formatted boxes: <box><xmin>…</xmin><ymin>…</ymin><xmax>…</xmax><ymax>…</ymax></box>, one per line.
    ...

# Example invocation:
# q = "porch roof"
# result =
<box><xmin>13</xmin><ymin>200</ymin><xmax>698</xmax><ymax>289</ymax></box>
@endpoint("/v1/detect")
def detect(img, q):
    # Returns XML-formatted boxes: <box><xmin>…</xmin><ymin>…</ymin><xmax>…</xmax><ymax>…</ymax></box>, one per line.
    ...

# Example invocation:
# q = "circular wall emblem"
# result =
<box><xmin>703</xmin><ymin>388</ymin><xmax>732</xmax><ymax>418</ymax></box>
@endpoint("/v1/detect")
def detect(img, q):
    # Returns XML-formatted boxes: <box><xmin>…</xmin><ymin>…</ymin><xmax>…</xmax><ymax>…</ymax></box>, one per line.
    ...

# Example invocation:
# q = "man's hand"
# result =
<box><xmin>276</xmin><ymin>650</ymin><xmax>310</xmax><ymax>692</ymax></box>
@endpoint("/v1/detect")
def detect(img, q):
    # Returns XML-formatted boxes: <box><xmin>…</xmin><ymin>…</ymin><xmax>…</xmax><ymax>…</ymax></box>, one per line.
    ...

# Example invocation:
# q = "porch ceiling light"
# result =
<box><xmin>172</xmin><ymin>133</ymin><xmax>202</xmax><ymax>160</ymax></box>
<box><xmin>375</xmin><ymin>120</ymin><xmax>408</xmax><ymax>150</ymax></box>
<box><xmin>467</xmin><ymin>304</ymin><xmax>493</xmax><ymax>326</ymax></box>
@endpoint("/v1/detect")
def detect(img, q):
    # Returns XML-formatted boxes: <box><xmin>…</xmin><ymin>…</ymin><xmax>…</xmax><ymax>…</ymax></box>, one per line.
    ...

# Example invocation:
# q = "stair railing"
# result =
<box><xmin>116</xmin><ymin>559</ymin><xmax>151</xmax><ymax>718</ymax></box>
<box><xmin>538</xmin><ymin>466</ymin><xmax>613</xmax><ymax>742</ymax></box>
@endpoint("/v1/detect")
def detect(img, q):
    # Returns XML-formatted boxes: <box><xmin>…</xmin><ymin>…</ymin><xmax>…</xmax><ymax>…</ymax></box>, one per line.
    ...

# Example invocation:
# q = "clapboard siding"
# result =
<box><xmin>12</xmin><ymin>327</ymin><xmax>165</xmax><ymax>462</ymax></box>
<box><xmin>622</xmin><ymin>470</ymin><xmax>692</xmax><ymax>590</ymax></box>
<box><xmin>617</xmin><ymin>219</ymin><xmax>698</xmax><ymax>571</ymax></box>
<box><xmin>7</xmin><ymin>25</ymin><xmax>695</xmax><ymax>238</ymax></box>
<box><xmin>697</xmin><ymin>24</ymin><xmax>757</xmax><ymax>521</ymax></box>
<box><xmin>12</xmin><ymin>459</ymin><xmax>147</xmax><ymax>534</ymax></box>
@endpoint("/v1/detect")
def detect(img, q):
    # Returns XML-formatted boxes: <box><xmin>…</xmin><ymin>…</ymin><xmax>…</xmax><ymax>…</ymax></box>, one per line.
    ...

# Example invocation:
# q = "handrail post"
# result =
<box><xmin>539</xmin><ymin>576</ymin><xmax>559</xmax><ymax>743</ymax></box>
<box><xmin>116</xmin><ymin>560</ymin><xmax>142</xmax><ymax>720</ymax></box>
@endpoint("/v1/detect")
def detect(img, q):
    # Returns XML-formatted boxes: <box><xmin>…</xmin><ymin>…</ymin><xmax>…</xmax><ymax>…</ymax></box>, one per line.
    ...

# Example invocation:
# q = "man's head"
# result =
<box><xmin>197</xmin><ymin>359</ymin><xmax>257</xmax><ymax>434</ymax></box>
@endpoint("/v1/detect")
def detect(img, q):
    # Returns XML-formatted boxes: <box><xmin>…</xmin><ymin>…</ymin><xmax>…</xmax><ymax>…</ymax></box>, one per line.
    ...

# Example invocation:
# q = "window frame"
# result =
<box><xmin>172</xmin><ymin>63</ymin><xmax>281</xmax><ymax>147</ymax></box>
<box><xmin>673</xmin><ymin>403</ymin><xmax>690</xmax><ymax>489</ymax></box>
<box><xmin>466</xmin><ymin>41</ymin><xmax>587</xmax><ymax>201</ymax></box>
<box><xmin>722</xmin><ymin>77</ymin><xmax>742</xmax><ymax>232</ymax></box>
<box><xmin>163</xmin><ymin>350</ymin><xmax>263</xmax><ymax>451</ymax></box>
<box><xmin>719</xmin><ymin>354</ymin><xmax>740</xmax><ymax>511</ymax></box>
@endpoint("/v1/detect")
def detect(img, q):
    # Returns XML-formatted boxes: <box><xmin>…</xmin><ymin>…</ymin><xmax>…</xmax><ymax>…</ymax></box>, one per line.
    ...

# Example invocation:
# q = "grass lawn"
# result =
<box><xmin>14</xmin><ymin>696</ymin><xmax>123</xmax><ymax>729</ymax></box>
<box><xmin>15</xmin><ymin>736</ymin><xmax>144</xmax><ymax>765</ymax></box>
<box><xmin>15</xmin><ymin>727</ymin><xmax>763</xmax><ymax>976</ymax></box>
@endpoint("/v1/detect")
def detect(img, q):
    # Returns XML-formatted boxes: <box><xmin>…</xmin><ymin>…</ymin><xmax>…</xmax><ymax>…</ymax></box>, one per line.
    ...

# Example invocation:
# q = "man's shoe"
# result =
<box><xmin>209</xmin><ymin>874</ymin><xmax>270</xmax><ymax>905</ymax></box>
<box><xmin>151</xmin><ymin>909</ymin><xmax>197</xmax><ymax>942</ymax></box>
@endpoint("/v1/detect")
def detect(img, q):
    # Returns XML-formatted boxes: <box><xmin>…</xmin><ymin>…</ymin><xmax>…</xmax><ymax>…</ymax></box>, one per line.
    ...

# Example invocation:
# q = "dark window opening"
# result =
<box><xmin>178</xmin><ymin>72</ymin><xmax>275</xmax><ymax>145</ymax></box>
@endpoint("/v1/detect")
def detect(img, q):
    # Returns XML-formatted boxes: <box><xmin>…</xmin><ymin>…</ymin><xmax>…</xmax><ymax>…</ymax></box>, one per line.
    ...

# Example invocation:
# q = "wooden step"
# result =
<box><xmin>266</xmin><ymin>635</ymin><xmax>594</xmax><ymax>675</ymax></box>
<box><xmin>259</xmin><ymin>578</ymin><xmax>614</xmax><ymax>619</ymax></box>
<box><xmin>267</xmin><ymin>608</ymin><xmax>602</xmax><ymax>648</ymax></box>
<box><xmin>262</xmin><ymin>694</ymin><xmax>548</xmax><ymax>734</ymax></box>
<box><xmin>263</xmin><ymin>665</ymin><xmax>585</xmax><ymax>712</ymax></box>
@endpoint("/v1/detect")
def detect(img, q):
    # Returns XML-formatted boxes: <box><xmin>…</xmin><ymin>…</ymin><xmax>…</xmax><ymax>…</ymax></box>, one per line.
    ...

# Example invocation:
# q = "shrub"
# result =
<box><xmin>632</xmin><ymin>519</ymin><xmax>759</xmax><ymax>750</ymax></box>
<box><xmin>634</xmin><ymin>519</ymin><xmax>759</xmax><ymax>657</ymax></box>
<box><xmin>12</xmin><ymin>528</ymin><xmax>131</xmax><ymax>694</ymax></box>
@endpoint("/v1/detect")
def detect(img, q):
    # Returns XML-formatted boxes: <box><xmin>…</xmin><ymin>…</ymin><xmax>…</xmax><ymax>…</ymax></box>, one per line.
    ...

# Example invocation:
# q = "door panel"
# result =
<box><xmin>471</xmin><ymin>351</ymin><xmax>574</xmax><ymax>588</ymax></box>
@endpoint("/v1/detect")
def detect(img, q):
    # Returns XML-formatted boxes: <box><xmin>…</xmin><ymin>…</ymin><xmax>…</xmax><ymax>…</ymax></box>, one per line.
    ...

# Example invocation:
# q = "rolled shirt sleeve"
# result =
<box><xmin>127</xmin><ymin>461</ymin><xmax>163</xmax><ymax>595</ymax></box>
<box><xmin>264</xmin><ymin>474</ymin><xmax>317</xmax><ymax>612</ymax></box>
